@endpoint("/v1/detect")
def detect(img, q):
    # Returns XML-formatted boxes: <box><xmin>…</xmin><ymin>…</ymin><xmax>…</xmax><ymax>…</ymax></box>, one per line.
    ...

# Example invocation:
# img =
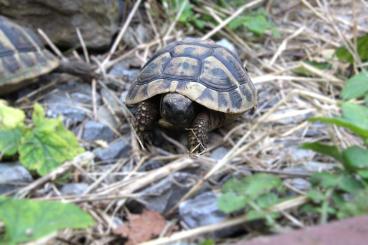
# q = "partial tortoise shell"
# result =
<box><xmin>126</xmin><ymin>38</ymin><xmax>257</xmax><ymax>114</ymax></box>
<box><xmin>0</xmin><ymin>16</ymin><xmax>59</xmax><ymax>94</ymax></box>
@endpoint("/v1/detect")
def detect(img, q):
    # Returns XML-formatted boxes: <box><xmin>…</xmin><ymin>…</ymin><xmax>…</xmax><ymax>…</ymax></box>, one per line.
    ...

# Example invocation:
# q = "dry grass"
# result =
<box><xmin>7</xmin><ymin>0</ymin><xmax>368</xmax><ymax>244</ymax></box>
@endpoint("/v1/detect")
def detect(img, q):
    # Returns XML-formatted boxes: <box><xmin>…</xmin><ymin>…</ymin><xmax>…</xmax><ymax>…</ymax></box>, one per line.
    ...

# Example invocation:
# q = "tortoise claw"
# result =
<box><xmin>188</xmin><ymin>112</ymin><xmax>209</xmax><ymax>153</ymax></box>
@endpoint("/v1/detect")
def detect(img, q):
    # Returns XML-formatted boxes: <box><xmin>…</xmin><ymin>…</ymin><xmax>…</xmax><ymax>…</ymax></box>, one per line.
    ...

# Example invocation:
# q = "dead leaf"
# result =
<box><xmin>114</xmin><ymin>209</ymin><xmax>166</xmax><ymax>245</ymax></box>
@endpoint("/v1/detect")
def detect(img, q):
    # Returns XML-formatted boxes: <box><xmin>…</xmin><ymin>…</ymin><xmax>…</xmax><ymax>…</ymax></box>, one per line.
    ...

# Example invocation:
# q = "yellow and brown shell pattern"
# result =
<box><xmin>0</xmin><ymin>16</ymin><xmax>59</xmax><ymax>94</ymax></box>
<box><xmin>126</xmin><ymin>38</ymin><xmax>257</xmax><ymax>114</ymax></box>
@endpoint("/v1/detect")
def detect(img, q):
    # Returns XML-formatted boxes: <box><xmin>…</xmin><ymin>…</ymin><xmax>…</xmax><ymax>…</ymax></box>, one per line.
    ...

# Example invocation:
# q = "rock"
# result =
<box><xmin>122</xmin><ymin>23</ymin><xmax>153</xmax><ymax>48</ymax></box>
<box><xmin>120</xmin><ymin>91</ymin><xmax>129</xmax><ymax>104</ymax></box>
<box><xmin>179</xmin><ymin>192</ymin><xmax>238</xmax><ymax>237</ymax></box>
<box><xmin>43</xmin><ymin>82</ymin><xmax>98</xmax><ymax>126</ymax></box>
<box><xmin>217</xmin><ymin>38</ymin><xmax>237</xmax><ymax>54</ymax></box>
<box><xmin>82</xmin><ymin>120</ymin><xmax>116</xmax><ymax>143</ymax></box>
<box><xmin>0</xmin><ymin>163</ymin><xmax>33</xmax><ymax>194</ymax></box>
<box><xmin>304</xmin><ymin>161</ymin><xmax>338</xmax><ymax>172</ymax></box>
<box><xmin>285</xmin><ymin>146</ymin><xmax>315</xmax><ymax>163</ymax></box>
<box><xmin>94</xmin><ymin>137</ymin><xmax>131</xmax><ymax>164</ymax></box>
<box><xmin>140</xmin><ymin>172</ymin><xmax>197</xmax><ymax>213</ymax></box>
<box><xmin>284</xmin><ymin>178</ymin><xmax>311</xmax><ymax>191</ymax></box>
<box><xmin>263</xmin><ymin>109</ymin><xmax>315</xmax><ymax>125</ymax></box>
<box><xmin>210</xmin><ymin>147</ymin><xmax>229</xmax><ymax>161</ymax></box>
<box><xmin>108</xmin><ymin>62</ymin><xmax>140</xmax><ymax>82</ymax></box>
<box><xmin>60</xmin><ymin>183</ymin><xmax>89</xmax><ymax>196</ymax></box>
<box><xmin>284</xmin><ymin>161</ymin><xmax>337</xmax><ymax>175</ymax></box>
<box><xmin>0</xmin><ymin>0</ymin><xmax>121</xmax><ymax>49</ymax></box>
<box><xmin>139</xmin><ymin>159</ymin><xmax>165</xmax><ymax>171</ymax></box>
<box><xmin>97</xmin><ymin>105</ymin><xmax>119</xmax><ymax>133</ymax></box>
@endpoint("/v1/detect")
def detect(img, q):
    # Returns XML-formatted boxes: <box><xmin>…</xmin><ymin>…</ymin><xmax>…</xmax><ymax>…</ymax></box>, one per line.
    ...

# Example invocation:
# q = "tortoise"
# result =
<box><xmin>125</xmin><ymin>38</ymin><xmax>257</xmax><ymax>153</ymax></box>
<box><xmin>0</xmin><ymin>16</ymin><xmax>93</xmax><ymax>95</ymax></box>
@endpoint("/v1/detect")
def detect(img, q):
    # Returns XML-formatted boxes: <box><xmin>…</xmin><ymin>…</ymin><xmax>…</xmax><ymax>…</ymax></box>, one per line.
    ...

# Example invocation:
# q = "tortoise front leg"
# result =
<box><xmin>188</xmin><ymin>112</ymin><xmax>210</xmax><ymax>153</ymax></box>
<box><xmin>134</xmin><ymin>100</ymin><xmax>159</xmax><ymax>146</ymax></box>
<box><xmin>188</xmin><ymin>111</ymin><xmax>225</xmax><ymax>153</ymax></box>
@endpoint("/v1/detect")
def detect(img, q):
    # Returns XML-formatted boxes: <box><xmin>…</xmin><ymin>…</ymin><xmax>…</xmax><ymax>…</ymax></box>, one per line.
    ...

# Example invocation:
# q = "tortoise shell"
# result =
<box><xmin>126</xmin><ymin>38</ymin><xmax>257</xmax><ymax>114</ymax></box>
<box><xmin>0</xmin><ymin>16</ymin><xmax>59</xmax><ymax>94</ymax></box>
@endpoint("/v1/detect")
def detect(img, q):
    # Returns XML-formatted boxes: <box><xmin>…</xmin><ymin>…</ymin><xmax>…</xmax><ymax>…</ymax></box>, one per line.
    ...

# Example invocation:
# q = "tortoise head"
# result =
<box><xmin>160</xmin><ymin>93</ymin><xmax>195</xmax><ymax>127</ymax></box>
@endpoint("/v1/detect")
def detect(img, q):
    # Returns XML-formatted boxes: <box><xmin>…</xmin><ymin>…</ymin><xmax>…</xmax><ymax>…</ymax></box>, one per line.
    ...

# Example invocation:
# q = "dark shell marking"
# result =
<box><xmin>0</xmin><ymin>16</ymin><xmax>59</xmax><ymax>93</ymax></box>
<box><xmin>126</xmin><ymin>38</ymin><xmax>257</xmax><ymax>114</ymax></box>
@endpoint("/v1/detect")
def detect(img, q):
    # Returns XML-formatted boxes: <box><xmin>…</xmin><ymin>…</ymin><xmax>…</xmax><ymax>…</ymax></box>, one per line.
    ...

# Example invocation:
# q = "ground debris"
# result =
<box><xmin>113</xmin><ymin>209</ymin><xmax>167</xmax><ymax>245</ymax></box>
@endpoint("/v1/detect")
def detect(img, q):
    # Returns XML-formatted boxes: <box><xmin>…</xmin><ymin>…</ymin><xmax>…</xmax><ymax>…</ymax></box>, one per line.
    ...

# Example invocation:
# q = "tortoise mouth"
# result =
<box><xmin>160</xmin><ymin>93</ymin><xmax>195</xmax><ymax>127</ymax></box>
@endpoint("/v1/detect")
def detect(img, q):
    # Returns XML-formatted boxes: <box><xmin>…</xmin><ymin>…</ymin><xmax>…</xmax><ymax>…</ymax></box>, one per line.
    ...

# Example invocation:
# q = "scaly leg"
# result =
<box><xmin>188</xmin><ymin>111</ymin><xmax>224</xmax><ymax>153</ymax></box>
<box><xmin>134</xmin><ymin>100</ymin><xmax>159</xmax><ymax>146</ymax></box>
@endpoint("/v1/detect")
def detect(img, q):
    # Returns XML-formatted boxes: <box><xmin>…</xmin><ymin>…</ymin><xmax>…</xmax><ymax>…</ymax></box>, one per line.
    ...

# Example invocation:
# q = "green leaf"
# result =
<box><xmin>309</xmin><ymin>117</ymin><xmax>368</xmax><ymax>139</ymax></box>
<box><xmin>223</xmin><ymin>174</ymin><xmax>282</xmax><ymax>199</ymax></box>
<box><xmin>229</xmin><ymin>9</ymin><xmax>278</xmax><ymax>36</ymax></box>
<box><xmin>307</xmin><ymin>189</ymin><xmax>325</xmax><ymax>203</ymax></box>
<box><xmin>0</xmin><ymin>197</ymin><xmax>94</xmax><ymax>244</ymax></box>
<box><xmin>341</xmin><ymin>71</ymin><xmax>368</xmax><ymax>100</ymax></box>
<box><xmin>217</xmin><ymin>192</ymin><xmax>247</xmax><ymax>213</ymax></box>
<box><xmin>246</xmin><ymin>208</ymin><xmax>280</xmax><ymax>222</ymax></box>
<box><xmin>337</xmin><ymin>189</ymin><xmax>368</xmax><ymax>219</ymax></box>
<box><xmin>255</xmin><ymin>193</ymin><xmax>280</xmax><ymax>209</ymax></box>
<box><xmin>336</xmin><ymin>34</ymin><xmax>368</xmax><ymax>64</ymax></box>
<box><xmin>310</xmin><ymin>172</ymin><xmax>340</xmax><ymax>189</ymax></box>
<box><xmin>18</xmin><ymin>104</ymin><xmax>84</xmax><ymax>176</ymax></box>
<box><xmin>199</xmin><ymin>239</ymin><xmax>215</xmax><ymax>245</ymax></box>
<box><xmin>0</xmin><ymin>101</ymin><xmax>25</xmax><ymax>128</ymax></box>
<box><xmin>342</xmin><ymin>146</ymin><xmax>368</xmax><ymax>172</ymax></box>
<box><xmin>0</xmin><ymin>127</ymin><xmax>23</xmax><ymax>157</ymax></box>
<box><xmin>219</xmin><ymin>174</ymin><xmax>283</xmax><ymax>213</ymax></box>
<box><xmin>338</xmin><ymin>174</ymin><xmax>364</xmax><ymax>193</ymax></box>
<box><xmin>293</xmin><ymin>61</ymin><xmax>332</xmax><ymax>77</ymax></box>
<box><xmin>357</xmin><ymin>170</ymin><xmax>368</xmax><ymax>180</ymax></box>
<box><xmin>309</xmin><ymin>172</ymin><xmax>362</xmax><ymax>193</ymax></box>
<box><xmin>301</xmin><ymin>142</ymin><xmax>342</xmax><ymax>162</ymax></box>
<box><xmin>341</xmin><ymin>102</ymin><xmax>368</xmax><ymax>129</ymax></box>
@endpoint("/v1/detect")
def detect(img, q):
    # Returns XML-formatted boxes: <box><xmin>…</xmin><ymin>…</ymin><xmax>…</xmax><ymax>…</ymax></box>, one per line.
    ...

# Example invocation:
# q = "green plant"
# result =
<box><xmin>301</xmin><ymin>69</ymin><xmax>368</xmax><ymax>222</ymax></box>
<box><xmin>0</xmin><ymin>102</ymin><xmax>84</xmax><ymax>176</ymax></box>
<box><xmin>336</xmin><ymin>34</ymin><xmax>368</xmax><ymax>63</ymax></box>
<box><xmin>228</xmin><ymin>9</ymin><xmax>279</xmax><ymax>37</ymax></box>
<box><xmin>217</xmin><ymin>174</ymin><xmax>285</xmax><ymax>229</ymax></box>
<box><xmin>162</xmin><ymin>0</ymin><xmax>206</xmax><ymax>30</ymax></box>
<box><xmin>0</xmin><ymin>196</ymin><xmax>94</xmax><ymax>244</ymax></box>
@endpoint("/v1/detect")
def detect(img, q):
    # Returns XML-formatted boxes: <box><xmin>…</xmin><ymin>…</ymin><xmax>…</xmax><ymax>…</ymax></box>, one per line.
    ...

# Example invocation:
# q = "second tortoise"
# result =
<box><xmin>125</xmin><ymin>38</ymin><xmax>257</xmax><ymax>152</ymax></box>
<box><xmin>0</xmin><ymin>16</ymin><xmax>94</xmax><ymax>95</ymax></box>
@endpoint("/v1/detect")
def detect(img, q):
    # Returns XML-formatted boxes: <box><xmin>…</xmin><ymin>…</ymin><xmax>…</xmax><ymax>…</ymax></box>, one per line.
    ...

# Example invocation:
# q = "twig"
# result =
<box><xmin>202</xmin><ymin>0</ymin><xmax>265</xmax><ymax>40</ymax></box>
<box><xmin>16</xmin><ymin>152</ymin><xmax>94</xmax><ymax>198</ymax></box>
<box><xmin>101</xmin><ymin>0</ymin><xmax>143</xmax><ymax>68</ymax></box>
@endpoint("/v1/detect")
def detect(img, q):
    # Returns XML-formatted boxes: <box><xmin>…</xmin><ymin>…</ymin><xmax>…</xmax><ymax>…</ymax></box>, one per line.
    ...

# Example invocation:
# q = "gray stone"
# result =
<box><xmin>108</xmin><ymin>62</ymin><xmax>140</xmax><ymax>82</ymax></box>
<box><xmin>141</xmin><ymin>172</ymin><xmax>197</xmax><ymax>213</ymax></box>
<box><xmin>179</xmin><ymin>192</ymin><xmax>237</xmax><ymax>237</ymax></box>
<box><xmin>210</xmin><ymin>147</ymin><xmax>229</xmax><ymax>161</ymax></box>
<box><xmin>94</xmin><ymin>137</ymin><xmax>131</xmax><ymax>163</ymax></box>
<box><xmin>140</xmin><ymin>159</ymin><xmax>164</xmax><ymax>171</ymax></box>
<box><xmin>97</xmin><ymin>105</ymin><xmax>119</xmax><ymax>132</ymax></box>
<box><xmin>61</xmin><ymin>183</ymin><xmax>89</xmax><ymax>196</ymax></box>
<box><xmin>0</xmin><ymin>163</ymin><xmax>33</xmax><ymax>194</ymax></box>
<box><xmin>82</xmin><ymin>120</ymin><xmax>116</xmax><ymax>143</ymax></box>
<box><xmin>305</xmin><ymin>161</ymin><xmax>338</xmax><ymax>172</ymax></box>
<box><xmin>0</xmin><ymin>0</ymin><xmax>121</xmax><ymax>49</ymax></box>
<box><xmin>179</xmin><ymin>192</ymin><xmax>225</xmax><ymax>228</ymax></box>
<box><xmin>286</xmin><ymin>146</ymin><xmax>316</xmax><ymax>163</ymax></box>
<box><xmin>43</xmin><ymin>82</ymin><xmax>98</xmax><ymax>125</ymax></box>
<box><xmin>122</xmin><ymin>23</ymin><xmax>153</xmax><ymax>48</ymax></box>
<box><xmin>285</xmin><ymin>178</ymin><xmax>311</xmax><ymax>191</ymax></box>
<box><xmin>217</xmin><ymin>38</ymin><xmax>237</xmax><ymax>54</ymax></box>
<box><xmin>120</xmin><ymin>91</ymin><xmax>129</xmax><ymax>105</ymax></box>
<box><xmin>284</xmin><ymin>161</ymin><xmax>337</xmax><ymax>175</ymax></box>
